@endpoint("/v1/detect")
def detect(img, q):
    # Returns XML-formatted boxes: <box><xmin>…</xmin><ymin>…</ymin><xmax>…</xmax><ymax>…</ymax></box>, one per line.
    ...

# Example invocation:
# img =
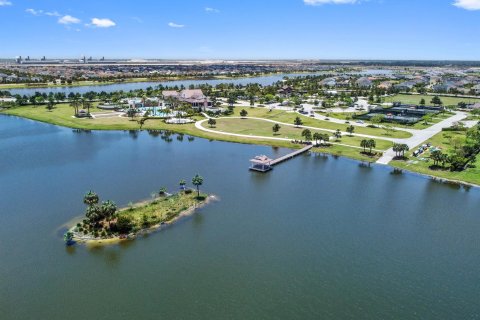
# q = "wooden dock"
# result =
<box><xmin>250</xmin><ymin>144</ymin><xmax>313</xmax><ymax>172</ymax></box>
<box><xmin>270</xmin><ymin>145</ymin><xmax>313</xmax><ymax>166</ymax></box>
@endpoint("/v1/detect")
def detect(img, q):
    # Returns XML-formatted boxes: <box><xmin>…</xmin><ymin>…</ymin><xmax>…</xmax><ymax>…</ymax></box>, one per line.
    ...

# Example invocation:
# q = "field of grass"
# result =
<box><xmin>230</xmin><ymin>107</ymin><xmax>412</xmax><ymax>139</ymax></box>
<box><xmin>384</xmin><ymin>94</ymin><xmax>480</xmax><ymax>107</ymax></box>
<box><xmin>119</xmin><ymin>192</ymin><xmax>208</xmax><ymax>229</ymax></box>
<box><xmin>206</xmin><ymin>118</ymin><xmax>393</xmax><ymax>150</ymax></box>
<box><xmin>390</xmin><ymin>130</ymin><xmax>480</xmax><ymax>186</ymax></box>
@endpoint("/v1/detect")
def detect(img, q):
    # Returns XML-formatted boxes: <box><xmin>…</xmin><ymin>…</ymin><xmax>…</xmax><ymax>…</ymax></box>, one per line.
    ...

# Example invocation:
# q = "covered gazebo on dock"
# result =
<box><xmin>250</xmin><ymin>155</ymin><xmax>273</xmax><ymax>172</ymax></box>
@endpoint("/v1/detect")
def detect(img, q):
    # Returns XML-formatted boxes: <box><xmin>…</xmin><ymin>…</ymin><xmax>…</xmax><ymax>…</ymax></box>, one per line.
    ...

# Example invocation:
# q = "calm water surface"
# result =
<box><xmin>8</xmin><ymin>73</ymin><xmax>316</xmax><ymax>96</ymax></box>
<box><xmin>9</xmin><ymin>69</ymin><xmax>392</xmax><ymax>96</ymax></box>
<box><xmin>1</xmin><ymin>115</ymin><xmax>479</xmax><ymax>319</ymax></box>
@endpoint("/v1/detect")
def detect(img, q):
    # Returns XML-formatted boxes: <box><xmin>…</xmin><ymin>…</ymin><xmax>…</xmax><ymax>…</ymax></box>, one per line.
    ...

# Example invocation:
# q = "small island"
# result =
<box><xmin>64</xmin><ymin>174</ymin><xmax>211</xmax><ymax>245</ymax></box>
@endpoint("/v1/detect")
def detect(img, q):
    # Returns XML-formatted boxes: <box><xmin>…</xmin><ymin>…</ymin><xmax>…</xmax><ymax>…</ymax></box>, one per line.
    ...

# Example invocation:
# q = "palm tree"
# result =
<box><xmin>70</xmin><ymin>98</ymin><xmax>81</xmax><ymax>116</ymax></box>
<box><xmin>64</xmin><ymin>231</ymin><xmax>74</xmax><ymax>244</ymax></box>
<box><xmin>360</xmin><ymin>139</ymin><xmax>368</xmax><ymax>153</ymax></box>
<box><xmin>240</xmin><ymin>109</ymin><xmax>248</xmax><ymax>118</ymax></box>
<box><xmin>367</xmin><ymin>139</ymin><xmax>376</xmax><ymax>154</ymax></box>
<box><xmin>312</xmin><ymin>132</ymin><xmax>321</xmax><ymax>145</ymax></box>
<box><xmin>431</xmin><ymin>150</ymin><xmax>443</xmax><ymax>166</ymax></box>
<box><xmin>159</xmin><ymin>187</ymin><xmax>167</xmax><ymax>196</ymax></box>
<box><xmin>85</xmin><ymin>204</ymin><xmax>101</xmax><ymax>224</ymax></box>
<box><xmin>46</xmin><ymin>97</ymin><xmax>55</xmax><ymax>111</ymax></box>
<box><xmin>80</xmin><ymin>97</ymin><xmax>92</xmax><ymax>116</ymax></box>
<box><xmin>346</xmin><ymin>125</ymin><xmax>355</xmax><ymax>136</ymax></box>
<box><xmin>83</xmin><ymin>191</ymin><xmax>99</xmax><ymax>206</ymax></box>
<box><xmin>100</xmin><ymin>200</ymin><xmax>117</xmax><ymax>221</ymax></box>
<box><xmin>192</xmin><ymin>174</ymin><xmax>204</xmax><ymax>198</ymax></box>
<box><xmin>179</xmin><ymin>179</ymin><xmax>186</xmax><ymax>190</ymax></box>
<box><xmin>333</xmin><ymin>129</ymin><xmax>342</xmax><ymax>140</ymax></box>
<box><xmin>301</xmin><ymin>129</ymin><xmax>312</xmax><ymax>142</ymax></box>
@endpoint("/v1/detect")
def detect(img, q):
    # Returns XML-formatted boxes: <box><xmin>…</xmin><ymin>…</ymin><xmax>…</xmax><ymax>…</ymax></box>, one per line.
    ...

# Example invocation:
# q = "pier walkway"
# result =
<box><xmin>250</xmin><ymin>145</ymin><xmax>313</xmax><ymax>172</ymax></box>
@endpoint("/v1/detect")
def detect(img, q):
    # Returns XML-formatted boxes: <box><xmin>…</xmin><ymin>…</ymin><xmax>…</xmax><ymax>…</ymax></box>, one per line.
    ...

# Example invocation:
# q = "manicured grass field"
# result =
<box><xmin>206</xmin><ymin>118</ymin><xmax>393</xmax><ymax>150</ymax></box>
<box><xmin>390</xmin><ymin>130</ymin><xmax>480</xmax><ymax>186</ymax></box>
<box><xmin>384</xmin><ymin>94</ymin><xmax>480</xmax><ymax>107</ymax></box>
<box><xmin>230</xmin><ymin>107</ymin><xmax>412</xmax><ymax>139</ymax></box>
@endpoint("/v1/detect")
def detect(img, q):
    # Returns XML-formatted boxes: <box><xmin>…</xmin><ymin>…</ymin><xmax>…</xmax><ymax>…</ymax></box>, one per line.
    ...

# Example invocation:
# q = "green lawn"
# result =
<box><xmin>390</xmin><ymin>130</ymin><xmax>480</xmax><ymax>186</ymax></box>
<box><xmin>206</xmin><ymin>118</ymin><xmax>393</xmax><ymax>151</ymax></box>
<box><xmin>384</xmin><ymin>94</ymin><xmax>480</xmax><ymax>107</ymax></box>
<box><xmin>230</xmin><ymin>107</ymin><xmax>412</xmax><ymax>139</ymax></box>
<box><xmin>118</xmin><ymin>192</ymin><xmax>208</xmax><ymax>229</ymax></box>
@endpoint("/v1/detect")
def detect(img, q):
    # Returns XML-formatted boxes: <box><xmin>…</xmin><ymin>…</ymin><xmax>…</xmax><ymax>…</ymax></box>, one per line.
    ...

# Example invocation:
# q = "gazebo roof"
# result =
<box><xmin>250</xmin><ymin>155</ymin><xmax>273</xmax><ymax>164</ymax></box>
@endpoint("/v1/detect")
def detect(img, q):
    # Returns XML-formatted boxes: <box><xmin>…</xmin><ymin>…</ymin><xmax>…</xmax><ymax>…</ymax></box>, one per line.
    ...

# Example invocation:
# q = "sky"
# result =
<box><xmin>0</xmin><ymin>0</ymin><xmax>479</xmax><ymax>60</ymax></box>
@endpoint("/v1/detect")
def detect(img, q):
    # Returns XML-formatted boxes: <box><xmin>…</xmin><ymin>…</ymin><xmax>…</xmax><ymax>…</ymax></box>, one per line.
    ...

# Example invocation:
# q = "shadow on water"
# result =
<box><xmin>358</xmin><ymin>161</ymin><xmax>372</xmax><ymax>170</ymax></box>
<box><xmin>390</xmin><ymin>168</ymin><xmax>404</xmax><ymax>175</ymax></box>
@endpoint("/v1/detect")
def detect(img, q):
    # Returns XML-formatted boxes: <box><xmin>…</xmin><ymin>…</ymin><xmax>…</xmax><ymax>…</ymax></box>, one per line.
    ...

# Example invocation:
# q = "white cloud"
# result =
<box><xmin>26</xmin><ymin>8</ymin><xmax>60</xmax><ymax>16</ymax></box>
<box><xmin>0</xmin><ymin>0</ymin><xmax>12</xmax><ymax>6</ymax></box>
<box><xmin>26</xmin><ymin>8</ymin><xmax>42</xmax><ymax>15</ymax></box>
<box><xmin>205</xmin><ymin>7</ymin><xmax>220</xmax><ymax>13</ymax></box>
<box><xmin>304</xmin><ymin>0</ymin><xmax>358</xmax><ymax>5</ymax></box>
<box><xmin>453</xmin><ymin>0</ymin><xmax>480</xmax><ymax>10</ymax></box>
<box><xmin>90</xmin><ymin>18</ymin><xmax>116</xmax><ymax>28</ymax></box>
<box><xmin>45</xmin><ymin>11</ymin><xmax>60</xmax><ymax>17</ymax></box>
<box><xmin>168</xmin><ymin>22</ymin><xmax>185</xmax><ymax>28</ymax></box>
<box><xmin>58</xmin><ymin>15</ymin><xmax>81</xmax><ymax>24</ymax></box>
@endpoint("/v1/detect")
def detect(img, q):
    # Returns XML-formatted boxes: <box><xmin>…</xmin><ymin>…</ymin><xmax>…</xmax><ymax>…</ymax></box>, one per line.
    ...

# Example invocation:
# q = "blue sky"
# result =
<box><xmin>0</xmin><ymin>0</ymin><xmax>479</xmax><ymax>60</ymax></box>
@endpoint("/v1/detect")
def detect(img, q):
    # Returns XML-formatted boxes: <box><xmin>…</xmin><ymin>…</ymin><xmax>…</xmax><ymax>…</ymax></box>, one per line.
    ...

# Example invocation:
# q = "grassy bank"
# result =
<box><xmin>390</xmin><ymin>130</ymin><xmax>480</xmax><ymax>186</ymax></box>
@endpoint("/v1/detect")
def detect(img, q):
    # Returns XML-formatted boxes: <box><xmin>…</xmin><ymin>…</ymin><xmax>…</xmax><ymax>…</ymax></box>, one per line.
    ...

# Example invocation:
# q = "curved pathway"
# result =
<box><xmin>201</xmin><ymin>116</ymin><xmax>399</xmax><ymax>142</ymax></box>
<box><xmin>195</xmin><ymin>118</ymin><xmax>384</xmax><ymax>152</ymax></box>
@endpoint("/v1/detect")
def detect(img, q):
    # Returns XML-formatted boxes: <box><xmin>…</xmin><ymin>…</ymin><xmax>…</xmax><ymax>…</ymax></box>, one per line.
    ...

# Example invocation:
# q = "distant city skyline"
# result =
<box><xmin>1</xmin><ymin>0</ymin><xmax>479</xmax><ymax>60</ymax></box>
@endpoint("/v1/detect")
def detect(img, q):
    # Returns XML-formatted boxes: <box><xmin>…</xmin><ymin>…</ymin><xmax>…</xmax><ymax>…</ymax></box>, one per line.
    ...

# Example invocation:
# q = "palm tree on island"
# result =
<box><xmin>192</xmin><ymin>174</ymin><xmax>204</xmax><ymax>198</ymax></box>
<box><xmin>179</xmin><ymin>179</ymin><xmax>186</xmax><ymax>190</ymax></box>
<box><xmin>83</xmin><ymin>191</ymin><xmax>99</xmax><ymax>206</ymax></box>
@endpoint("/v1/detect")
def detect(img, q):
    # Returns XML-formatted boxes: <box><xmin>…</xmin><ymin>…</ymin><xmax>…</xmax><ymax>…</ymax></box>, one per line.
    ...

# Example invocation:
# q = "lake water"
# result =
<box><xmin>1</xmin><ymin>115</ymin><xmax>479</xmax><ymax>319</ymax></box>
<box><xmin>8</xmin><ymin>69</ymin><xmax>393</xmax><ymax>96</ymax></box>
